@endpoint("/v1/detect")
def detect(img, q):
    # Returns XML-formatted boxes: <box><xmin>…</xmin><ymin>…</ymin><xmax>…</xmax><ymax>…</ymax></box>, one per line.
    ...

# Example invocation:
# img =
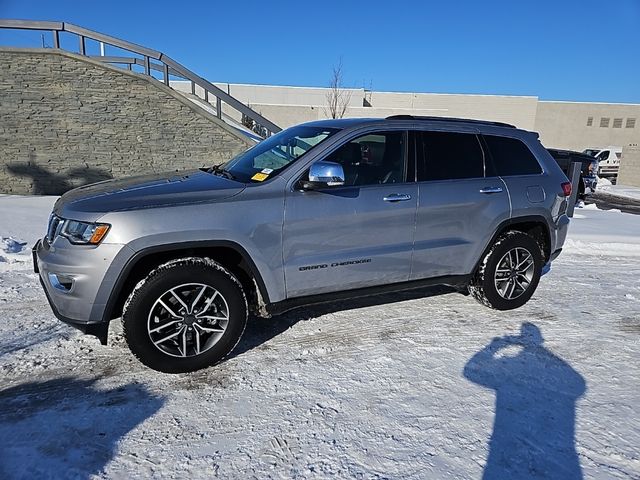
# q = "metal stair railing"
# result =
<box><xmin>0</xmin><ymin>19</ymin><xmax>281</xmax><ymax>138</ymax></box>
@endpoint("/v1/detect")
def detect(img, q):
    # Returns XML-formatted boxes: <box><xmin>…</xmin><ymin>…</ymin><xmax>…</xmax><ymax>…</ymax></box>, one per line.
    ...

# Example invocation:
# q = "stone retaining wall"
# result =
<box><xmin>0</xmin><ymin>48</ymin><xmax>252</xmax><ymax>195</ymax></box>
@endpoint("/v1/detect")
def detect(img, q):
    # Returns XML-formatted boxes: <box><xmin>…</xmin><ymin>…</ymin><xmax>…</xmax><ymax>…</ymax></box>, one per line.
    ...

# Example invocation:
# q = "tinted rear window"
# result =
<box><xmin>484</xmin><ymin>135</ymin><xmax>542</xmax><ymax>176</ymax></box>
<box><xmin>416</xmin><ymin>131</ymin><xmax>485</xmax><ymax>181</ymax></box>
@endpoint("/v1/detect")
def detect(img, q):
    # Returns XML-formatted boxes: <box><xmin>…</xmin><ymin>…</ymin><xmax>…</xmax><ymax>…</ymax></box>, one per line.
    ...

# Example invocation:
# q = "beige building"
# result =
<box><xmin>618</xmin><ymin>144</ymin><xmax>640</xmax><ymax>187</ymax></box>
<box><xmin>172</xmin><ymin>81</ymin><xmax>640</xmax><ymax>154</ymax></box>
<box><xmin>534</xmin><ymin>101</ymin><xmax>640</xmax><ymax>151</ymax></box>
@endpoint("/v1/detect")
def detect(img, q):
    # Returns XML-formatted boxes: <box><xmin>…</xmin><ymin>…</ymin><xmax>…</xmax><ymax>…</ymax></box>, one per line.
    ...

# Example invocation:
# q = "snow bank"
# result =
<box><xmin>596</xmin><ymin>176</ymin><xmax>612</xmax><ymax>188</ymax></box>
<box><xmin>0</xmin><ymin>195</ymin><xmax>57</xmax><ymax>246</ymax></box>
<box><xmin>567</xmin><ymin>207</ymin><xmax>640</xmax><ymax>256</ymax></box>
<box><xmin>581</xmin><ymin>203</ymin><xmax>599</xmax><ymax>210</ymax></box>
<box><xmin>0</xmin><ymin>195</ymin><xmax>57</xmax><ymax>272</ymax></box>
<box><xmin>0</xmin><ymin>237</ymin><xmax>29</xmax><ymax>268</ymax></box>
<box><xmin>1</xmin><ymin>237</ymin><xmax>27</xmax><ymax>255</ymax></box>
<box><xmin>563</xmin><ymin>238</ymin><xmax>640</xmax><ymax>257</ymax></box>
<box><xmin>596</xmin><ymin>182</ymin><xmax>640</xmax><ymax>201</ymax></box>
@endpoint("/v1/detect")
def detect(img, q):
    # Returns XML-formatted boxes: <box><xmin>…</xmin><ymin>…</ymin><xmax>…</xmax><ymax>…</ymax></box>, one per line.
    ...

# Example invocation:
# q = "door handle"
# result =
<box><xmin>479</xmin><ymin>186</ymin><xmax>503</xmax><ymax>194</ymax></box>
<box><xmin>383</xmin><ymin>193</ymin><xmax>412</xmax><ymax>202</ymax></box>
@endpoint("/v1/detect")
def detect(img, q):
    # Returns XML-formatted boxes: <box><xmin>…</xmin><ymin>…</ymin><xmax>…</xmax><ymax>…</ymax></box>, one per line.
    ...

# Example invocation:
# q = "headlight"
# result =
<box><xmin>61</xmin><ymin>220</ymin><xmax>111</xmax><ymax>245</ymax></box>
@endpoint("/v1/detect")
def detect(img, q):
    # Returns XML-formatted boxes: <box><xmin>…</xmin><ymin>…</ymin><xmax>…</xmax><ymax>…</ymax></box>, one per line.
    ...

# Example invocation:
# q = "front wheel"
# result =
<box><xmin>469</xmin><ymin>231</ymin><xmax>543</xmax><ymax>310</ymax></box>
<box><xmin>123</xmin><ymin>257</ymin><xmax>247</xmax><ymax>373</ymax></box>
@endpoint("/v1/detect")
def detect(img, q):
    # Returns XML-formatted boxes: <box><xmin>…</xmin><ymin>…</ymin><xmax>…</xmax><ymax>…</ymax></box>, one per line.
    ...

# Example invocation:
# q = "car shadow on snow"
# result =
<box><xmin>464</xmin><ymin>322</ymin><xmax>586</xmax><ymax>480</ymax></box>
<box><xmin>0</xmin><ymin>377</ymin><xmax>164</xmax><ymax>479</ymax></box>
<box><xmin>229</xmin><ymin>285</ymin><xmax>456</xmax><ymax>360</ymax></box>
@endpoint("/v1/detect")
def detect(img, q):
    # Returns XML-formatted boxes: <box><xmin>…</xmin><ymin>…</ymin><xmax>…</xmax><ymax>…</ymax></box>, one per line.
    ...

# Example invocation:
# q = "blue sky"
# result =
<box><xmin>1</xmin><ymin>0</ymin><xmax>639</xmax><ymax>103</ymax></box>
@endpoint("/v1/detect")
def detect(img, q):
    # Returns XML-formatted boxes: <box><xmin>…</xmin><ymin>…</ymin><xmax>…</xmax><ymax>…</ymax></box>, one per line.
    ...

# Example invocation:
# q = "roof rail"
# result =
<box><xmin>385</xmin><ymin>115</ymin><xmax>516</xmax><ymax>129</ymax></box>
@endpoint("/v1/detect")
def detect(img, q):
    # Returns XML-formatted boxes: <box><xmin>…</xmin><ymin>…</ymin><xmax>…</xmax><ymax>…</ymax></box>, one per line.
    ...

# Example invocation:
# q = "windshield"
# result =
<box><xmin>221</xmin><ymin>125</ymin><xmax>339</xmax><ymax>183</ymax></box>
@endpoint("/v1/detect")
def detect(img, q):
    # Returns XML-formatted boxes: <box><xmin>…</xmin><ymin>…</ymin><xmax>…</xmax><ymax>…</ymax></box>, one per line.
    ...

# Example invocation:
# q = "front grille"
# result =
<box><xmin>47</xmin><ymin>214</ymin><xmax>64</xmax><ymax>243</ymax></box>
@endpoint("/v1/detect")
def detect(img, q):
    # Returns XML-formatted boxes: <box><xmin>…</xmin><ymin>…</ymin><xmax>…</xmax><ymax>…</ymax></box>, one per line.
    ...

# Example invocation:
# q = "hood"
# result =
<box><xmin>55</xmin><ymin>169</ymin><xmax>245</xmax><ymax>217</ymax></box>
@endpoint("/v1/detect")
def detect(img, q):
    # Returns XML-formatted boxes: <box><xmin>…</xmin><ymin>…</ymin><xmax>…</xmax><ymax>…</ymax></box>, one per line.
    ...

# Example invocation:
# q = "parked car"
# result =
<box><xmin>33</xmin><ymin>116</ymin><xmax>572</xmax><ymax>373</ymax></box>
<box><xmin>547</xmin><ymin>148</ymin><xmax>599</xmax><ymax>199</ymax></box>
<box><xmin>582</xmin><ymin>146</ymin><xmax>622</xmax><ymax>178</ymax></box>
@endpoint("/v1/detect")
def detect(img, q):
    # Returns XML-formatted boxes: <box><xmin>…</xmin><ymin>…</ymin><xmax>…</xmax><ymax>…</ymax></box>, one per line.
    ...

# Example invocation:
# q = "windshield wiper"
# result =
<box><xmin>208</xmin><ymin>164</ymin><xmax>237</xmax><ymax>181</ymax></box>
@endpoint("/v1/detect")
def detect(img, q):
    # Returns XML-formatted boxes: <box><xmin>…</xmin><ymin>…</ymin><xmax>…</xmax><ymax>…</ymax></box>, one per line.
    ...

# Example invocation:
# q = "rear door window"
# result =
<box><xmin>484</xmin><ymin>135</ymin><xmax>542</xmax><ymax>176</ymax></box>
<box><xmin>415</xmin><ymin>131</ymin><xmax>485</xmax><ymax>181</ymax></box>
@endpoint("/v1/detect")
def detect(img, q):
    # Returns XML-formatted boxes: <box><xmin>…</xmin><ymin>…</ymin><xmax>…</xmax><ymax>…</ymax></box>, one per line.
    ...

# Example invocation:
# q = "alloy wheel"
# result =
<box><xmin>147</xmin><ymin>283</ymin><xmax>229</xmax><ymax>358</ymax></box>
<box><xmin>494</xmin><ymin>247</ymin><xmax>535</xmax><ymax>300</ymax></box>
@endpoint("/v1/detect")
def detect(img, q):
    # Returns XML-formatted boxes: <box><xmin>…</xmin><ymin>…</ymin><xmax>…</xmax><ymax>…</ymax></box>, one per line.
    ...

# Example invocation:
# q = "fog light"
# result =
<box><xmin>48</xmin><ymin>273</ymin><xmax>74</xmax><ymax>292</ymax></box>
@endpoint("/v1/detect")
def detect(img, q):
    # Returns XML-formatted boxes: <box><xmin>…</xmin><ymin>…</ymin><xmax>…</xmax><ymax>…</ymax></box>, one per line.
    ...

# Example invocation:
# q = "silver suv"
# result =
<box><xmin>33</xmin><ymin>116</ymin><xmax>572</xmax><ymax>373</ymax></box>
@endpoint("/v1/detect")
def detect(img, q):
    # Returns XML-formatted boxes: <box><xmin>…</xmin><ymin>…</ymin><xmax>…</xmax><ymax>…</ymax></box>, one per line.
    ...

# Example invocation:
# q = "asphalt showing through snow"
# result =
<box><xmin>586</xmin><ymin>192</ymin><xmax>640</xmax><ymax>215</ymax></box>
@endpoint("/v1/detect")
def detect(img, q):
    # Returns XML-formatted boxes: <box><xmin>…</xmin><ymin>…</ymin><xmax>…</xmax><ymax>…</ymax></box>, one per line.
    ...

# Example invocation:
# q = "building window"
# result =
<box><xmin>586</xmin><ymin>116</ymin><xmax>593</xmax><ymax>126</ymax></box>
<box><xmin>627</xmin><ymin>118</ymin><xmax>636</xmax><ymax>129</ymax></box>
<box><xmin>613</xmin><ymin>118</ymin><xmax>623</xmax><ymax>128</ymax></box>
<box><xmin>600</xmin><ymin>117</ymin><xmax>610</xmax><ymax>128</ymax></box>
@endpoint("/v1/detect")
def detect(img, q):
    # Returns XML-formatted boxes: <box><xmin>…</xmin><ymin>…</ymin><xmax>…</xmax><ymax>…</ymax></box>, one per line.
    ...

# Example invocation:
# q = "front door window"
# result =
<box><xmin>324</xmin><ymin>131</ymin><xmax>408</xmax><ymax>186</ymax></box>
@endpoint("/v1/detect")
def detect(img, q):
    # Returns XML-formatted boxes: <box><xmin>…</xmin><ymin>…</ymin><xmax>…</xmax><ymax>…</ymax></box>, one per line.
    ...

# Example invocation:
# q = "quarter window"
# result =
<box><xmin>324</xmin><ymin>131</ymin><xmax>407</xmax><ymax>186</ymax></box>
<box><xmin>483</xmin><ymin>135</ymin><xmax>543</xmax><ymax>176</ymax></box>
<box><xmin>415</xmin><ymin>131</ymin><xmax>485</xmax><ymax>181</ymax></box>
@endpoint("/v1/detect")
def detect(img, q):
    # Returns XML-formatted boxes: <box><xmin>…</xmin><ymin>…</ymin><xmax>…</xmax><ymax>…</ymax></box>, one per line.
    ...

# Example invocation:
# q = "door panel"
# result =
<box><xmin>412</xmin><ymin>178</ymin><xmax>510</xmax><ymax>279</ymax></box>
<box><xmin>482</xmin><ymin>133</ymin><xmax>550</xmax><ymax>220</ymax></box>
<box><xmin>410</xmin><ymin>130</ymin><xmax>511</xmax><ymax>279</ymax></box>
<box><xmin>283</xmin><ymin>184</ymin><xmax>417</xmax><ymax>298</ymax></box>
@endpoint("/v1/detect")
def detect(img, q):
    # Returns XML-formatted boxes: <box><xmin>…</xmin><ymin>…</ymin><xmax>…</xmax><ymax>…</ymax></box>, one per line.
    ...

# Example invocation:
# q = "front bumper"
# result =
<box><xmin>33</xmin><ymin>238</ymin><xmax>127</xmax><ymax>343</ymax></box>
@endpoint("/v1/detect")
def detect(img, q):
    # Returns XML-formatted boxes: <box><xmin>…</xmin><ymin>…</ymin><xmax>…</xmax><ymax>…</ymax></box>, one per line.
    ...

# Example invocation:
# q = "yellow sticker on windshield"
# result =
<box><xmin>251</xmin><ymin>172</ymin><xmax>269</xmax><ymax>182</ymax></box>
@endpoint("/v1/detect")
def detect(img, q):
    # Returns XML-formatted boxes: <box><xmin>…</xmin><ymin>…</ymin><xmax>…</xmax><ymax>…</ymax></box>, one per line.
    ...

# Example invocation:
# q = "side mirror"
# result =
<box><xmin>299</xmin><ymin>161</ymin><xmax>345</xmax><ymax>190</ymax></box>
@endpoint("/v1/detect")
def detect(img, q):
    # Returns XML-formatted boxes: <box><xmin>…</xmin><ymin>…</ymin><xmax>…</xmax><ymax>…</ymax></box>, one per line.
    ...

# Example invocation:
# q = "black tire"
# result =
<box><xmin>122</xmin><ymin>257</ymin><xmax>247</xmax><ymax>373</ymax></box>
<box><xmin>469</xmin><ymin>231</ymin><xmax>543</xmax><ymax>310</ymax></box>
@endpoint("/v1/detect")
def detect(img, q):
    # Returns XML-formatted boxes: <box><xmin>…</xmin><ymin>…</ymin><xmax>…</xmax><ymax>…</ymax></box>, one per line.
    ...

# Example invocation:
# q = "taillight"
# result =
<box><xmin>561</xmin><ymin>182</ymin><xmax>572</xmax><ymax>197</ymax></box>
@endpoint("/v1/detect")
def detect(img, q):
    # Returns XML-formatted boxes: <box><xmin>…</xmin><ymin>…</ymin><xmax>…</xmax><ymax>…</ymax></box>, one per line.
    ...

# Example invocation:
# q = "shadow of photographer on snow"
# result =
<box><xmin>464</xmin><ymin>323</ymin><xmax>586</xmax><ymax>480</ymax></box>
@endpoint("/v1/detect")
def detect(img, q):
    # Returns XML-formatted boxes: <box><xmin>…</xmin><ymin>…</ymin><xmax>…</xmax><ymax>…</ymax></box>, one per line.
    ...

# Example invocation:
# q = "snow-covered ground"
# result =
<box><xmin>597</xmin><ymin>178</ymin><xmax>640</xmax><ymax>202</ymax></box>
<box><xmin>1</xmin><ymin>195</ymin><xmax>639</xmax><ymax>479</ymax></box>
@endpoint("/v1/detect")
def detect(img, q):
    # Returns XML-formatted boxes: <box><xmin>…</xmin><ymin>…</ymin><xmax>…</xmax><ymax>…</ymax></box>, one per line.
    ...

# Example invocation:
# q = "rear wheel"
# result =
<box><xmin>123</xmin><ymin>257</ymin><xmax>247</xmax><ymax>373</ymax></box>
<box><xmin>469</xmin><ymin>231</ymin><xmax>543</xmax><ymax>310</ymax></box>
